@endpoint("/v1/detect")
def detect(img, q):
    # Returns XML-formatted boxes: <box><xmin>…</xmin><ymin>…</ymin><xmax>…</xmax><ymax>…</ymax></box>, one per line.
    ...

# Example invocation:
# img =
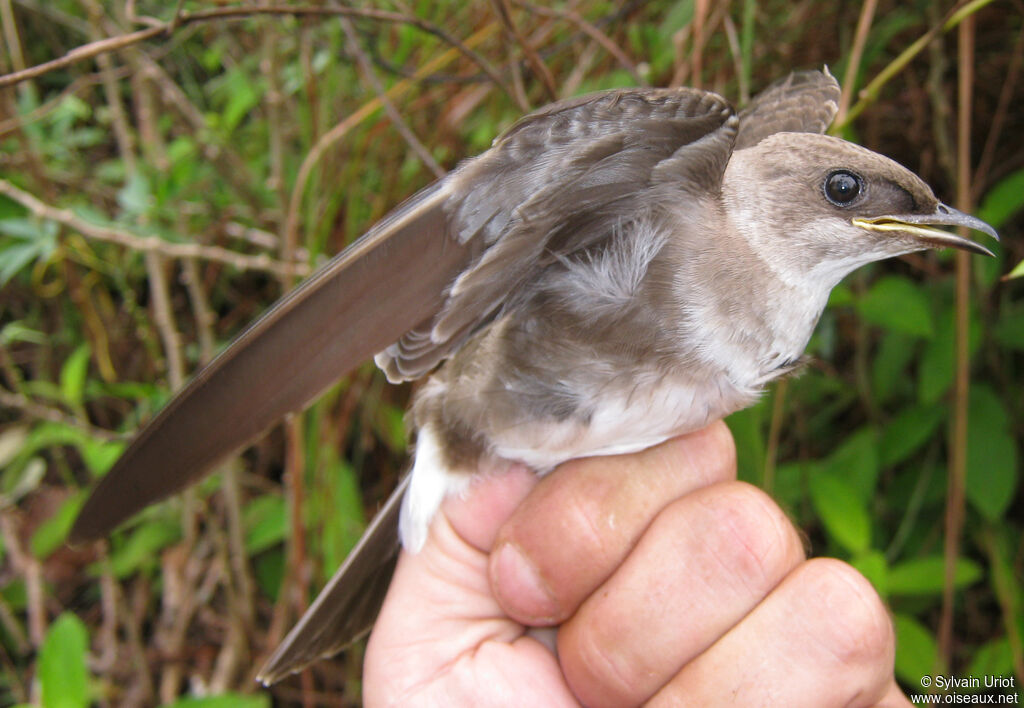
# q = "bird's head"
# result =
<box><xmin>723</xmin><ymin>132</ymin><xmax>998</xmax><ymax>289</ymax></box>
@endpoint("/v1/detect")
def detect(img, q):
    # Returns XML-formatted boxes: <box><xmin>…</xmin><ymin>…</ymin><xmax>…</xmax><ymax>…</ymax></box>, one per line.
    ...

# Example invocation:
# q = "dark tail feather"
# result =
<box><xmin>257</xmin><ymin>476</ymin><xmax>408</xmax><ymax>684</ymax></box>
<box><xmin>70</xmin><ymin>181</ymin><xmax>471</xmax><ymax>544</ymax></box>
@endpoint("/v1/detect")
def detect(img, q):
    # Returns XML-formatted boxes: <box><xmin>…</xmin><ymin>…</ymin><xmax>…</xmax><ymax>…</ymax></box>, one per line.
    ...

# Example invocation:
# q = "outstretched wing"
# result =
<box><xmin>69</xmin><ymin>183</ymin><xmax>474</xmax><ymax>543</ymax></box>
<box><xmin>377</xmin><ymin>86</ymin><xmax>736</xmax><ymax>381</ymax></box>
<box><xmin>71</xmin><ymin>85</ymin><xmax>737</xmax><ymax>543</ymax></box>
<box><xmin>734</xmin><ymin>68</ymin><xmax>840</xmax><ymax>149</ymax></box>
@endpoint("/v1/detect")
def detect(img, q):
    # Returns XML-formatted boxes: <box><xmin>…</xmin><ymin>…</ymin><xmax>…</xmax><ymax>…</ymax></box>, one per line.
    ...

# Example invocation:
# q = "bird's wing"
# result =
<box><xmin>734</xmin><ymin>68</ymin><xmax>840</xmax><ymax>149</ymax></box>
<box><xmin>377</xmin><ymin>86</ymin><xmax>736</xmax><ymax>381</ymax></box>
<box><xmin>70</xmin><ymin>86</ymin><xmax>736</xmax><ymax>544</ymax></box>
<box><xmin>256</xmin><ymin>89</ymin><xmax>740</xmax><ymax>683</ymax></box>
<box><xmin>69</xmin><ymin>182</ymin><xmax>475</xmax><ymax>543</ymax></box>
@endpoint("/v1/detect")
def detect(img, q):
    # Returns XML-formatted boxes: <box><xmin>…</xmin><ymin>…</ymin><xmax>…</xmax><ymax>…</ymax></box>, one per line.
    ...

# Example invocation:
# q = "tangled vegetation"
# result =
<box><xmin>0</xmin><ymin>1</ymin><xmax>1021</xmax><ymax>705</ymax></box>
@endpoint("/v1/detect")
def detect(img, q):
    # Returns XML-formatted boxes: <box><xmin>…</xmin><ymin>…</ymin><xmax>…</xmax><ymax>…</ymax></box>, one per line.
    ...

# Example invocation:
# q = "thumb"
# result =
<box><xmin>442</xmin><ymin>463</ymin><xmax>538</xmax><ymax>552</ymax></box>
<box><xmin>365</xmin><ymin>465</ymin><xmax>538</xmax><ymax>688</ymax></box>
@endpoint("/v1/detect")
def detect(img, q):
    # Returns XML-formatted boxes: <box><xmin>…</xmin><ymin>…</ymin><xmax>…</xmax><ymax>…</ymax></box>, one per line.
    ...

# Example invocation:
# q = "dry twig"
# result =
<box><xmin>0</xmin><ymin>4</ymin><xmax>513</xmax><ymax>98</ymax></box>
<box><xmin>0</xmin><ymin>179</ymin><xmax>310</xmax><ymax>278</ymax></box>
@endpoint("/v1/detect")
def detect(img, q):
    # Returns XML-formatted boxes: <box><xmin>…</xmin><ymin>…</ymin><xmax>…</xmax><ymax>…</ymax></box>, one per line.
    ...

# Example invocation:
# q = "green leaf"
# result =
<box><xmin>0</xmin><ymin>457</ymin><xmax>44</xmax><ymax>506</ymax></box>
<box><xmin>871</xmin><ymin>332</ymin><xmax>916</xmax><ymax>405</ymax></box>
<box><xmin>218</xmin><ymin>70</ymin><xmax>262</xmax><ymax>135</ymax></box>
<box><xmin>376</xmin><ymin>403</ymin><xmax>408</xmax><ymax>454</ymax></box>
<box><xmin>851</xmin><ymin>549</ymin><xmax>889</xmax><ymax>598</ymax></box>
<box><xmin>100</xmin><ymin>519</ymin><xmax>181</xmax><ymax>579</ymax></box>
<box><xmin>31</xmin><ymin>493</ymin><xmax>84</xmax><ymax>559</ymax></box>
<box><xmin>244</xmin><ymin>494</ymin><xmax>287</xmax><ymax>554</ymax></box>
<box><xmin>0</xmin><ymin>217</ymin><xmax>47</xmax><ymax>239</ymax></box>
<box><xmin>994</xmin><ymin>307</ymin><xmax>1024</xmax><ymax>350</ymax></box>
<box><xmin>966</xmin><ymin>387</ymin><xmax>1018</xmax><ymax>521</ymax></box>
<box><xmin>726</xmin><ymin>398</ymin><xmax>766</xmax><ymax>486</ymax></box>
<box><xmin>879</xmin><ymin>405</ymin><xmax>944</xmax><ymax>467</ymax></box>
<box><xmin>965</xmin><ymin>637</ymin><xmax>1014</xmax><ymax>681</ymax></box>
<box><xmin>855</xmin><ymin>276</ymin><xmax>933</xmax><ymax>337</ymax></box>
<box><xmin>823</xmin><ymin>427</ymin><xmax>878</xmax><ymax>501</ymax></box>
<box><xmin>888</xmin><ymin>556</ymin><xmax>983</xmax><ymax>595</ymax></box>
<box><xmin>918</xmin><ymin>310</ymin><xmax>981</xmax><ymax>404</ymax></box>
<box><xmin>59</xmin><ymin>344</ymin><xmax>92</xmax><ymax>409</ymax></box>
<box><xmin>0</xmin><ymin>218</ymin><xmax>58</xmax><ymax>285</ymax></box>
<box><xmin>38</xmin><ymin>613</ymin><xmax>90</xmax><ymax>708</ymax></box>
<box><xmin>320</xmin><ymin>457</ymin><xmax>366</xmax><ymax>576</ymax></box>
<box><xmin>0</xmin><ymin>321</ymin><xmax>48</xmax><ymax>345</ymax></box>
<box><xmin>253</xmin><ymin>549</ymin><xmax>284</xmax><ymax>602</ymax></box>
<box><xmin>827</xmin><ymin>282</ymin><xmax>854</xmax><ymax>307</ymax></box>
<box><xmin>161</xmin><ymin>695</ymin><xmax>270</xmax><ymax>708</ymax></box>
<box><xmin>893</xmin><ymin>613</ymin><xmax>941</xmax><ymax>685</ymax></box>
<box><xmin>78</xmin><ymin>437</ymin><xmax>125</xmax><ymax>477</ymax></box>
<box><xmin>117</xmin><ymin>173</ymin><xmax>154</xmax><ymax>217</ymax></box>
<box><xmin>773</xmin><ymin>460</ymin><xmax>809</xmax><ymax>512</ymax></box>
<box><xmin>809</xmin><ymin>471</ymin><xmax>871</xmax><ymax>553</ymax></box>
<box><xmin>977</xmin><ymin>168</ymin><xmax>1024</xmax><ymax>229</ymax></box>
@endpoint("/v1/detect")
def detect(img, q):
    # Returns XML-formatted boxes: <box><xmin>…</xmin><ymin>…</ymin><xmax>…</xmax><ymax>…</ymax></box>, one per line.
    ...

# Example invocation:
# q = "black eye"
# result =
<box><xmin>824</xmin><ymin>170</ymin><xmax>863</xmax><ymax>206</ymax></box>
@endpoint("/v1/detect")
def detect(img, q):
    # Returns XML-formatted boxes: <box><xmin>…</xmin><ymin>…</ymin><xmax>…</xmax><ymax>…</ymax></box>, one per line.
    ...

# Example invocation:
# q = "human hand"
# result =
<box><xmin>363</xmin><ymin>421</ymin><xmax>911</xmax><ymax>707</ymax></box>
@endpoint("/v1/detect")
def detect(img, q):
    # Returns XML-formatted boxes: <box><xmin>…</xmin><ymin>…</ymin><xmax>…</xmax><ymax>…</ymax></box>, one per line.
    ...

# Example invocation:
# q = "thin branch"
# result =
<box><xmin>144</xmin><ymin>252</ymin><xmax>185</xmax><ymax>392</ymax></box>
<box><xmin>0</xmin><ymin>514</ymin><xmax>45</xmax><ymax>646</ymax></box>
<box><xmin>491</xmin><ymin>0</ymin><xmax>557</xmax><ymax>101</ymax></box>
<box><xmin>835</xmin><ymin>0</ymin><xmax>878</xmax><ymax>126</ymax></box>
<box><xmin>0</xmin><ymin>387</ymin><xmax>126</xmax><ymax>442</ymax></box>
<box><xmin>513</xmin><ymin>0</ymin><xmax>646</xmax><ymax>86</ymax></box>
<box><xmin>284</xmin><ymin>22</ymin><xmax>499</xmax><ymax>266</ymax></box>
<box><xmin>340</xmin><ymin>17</ymin><xmax>446</xmax><ymax>179</ymax></box>
<box><xmin>0</xmin><ymin>24</ymin><xmax>164</xmax><ymax>88</ymax></box>
<box><xmin>762</xmin><ymin>378</ymin><xmax>788</xmax><ymax>494</ymax></box>
<box><xmin>833</xmin><ymin>0</ymin><xmax>998</xmax><ymax>130</ymax></box>
<box><xmin>973</xmin><ymin>22</ymin><xmax>1024</xmax><ymax>198</ymax></box>
<box><xmin>0</xmin><ymin>179</ymin><xmax>310</xmax><ymax>278</ymax></box>
<box><xmin>0</xmin><ymin>68</ymin><xmax>131</xmax><ymax>139</ymax></box>
<box><xmin>0</xmin><ymin>0</ymin><xmax>27</xmax><ymax>75</ymax></box>
<box><xmin>0</xmin><ymin>4</ymin><xmax>514</xmax><ymax>99</ymax></box>
<box><xmin>939</xmin><ymin>9</ymin><xmax>976</xmax><ymax>671</ymax></box>
<box><xmin>85</xmin><ymin>0</ymin><xmax>138</xmax><ymax>178</ymax></box>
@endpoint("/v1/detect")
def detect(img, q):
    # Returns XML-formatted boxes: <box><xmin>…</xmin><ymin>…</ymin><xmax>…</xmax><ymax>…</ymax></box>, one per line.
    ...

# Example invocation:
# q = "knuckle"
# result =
<box><xmin>799</xmin><ymin>558</ymin><xmax>894</xmax><ymax>667</ymax></box>
<box><xmin>703</xmin><ymin>420</ymin><xmax>738</xmax><ymax>479</ymax></box>
<box><xmin>681</xmin><ymin>481</ymin><xmax>804</xmax><ymax>591</ymax></box>
<box><xmin>561</xmin><ymin>612</ymin><xmax>644</xmax><ymax>706</ymax></box>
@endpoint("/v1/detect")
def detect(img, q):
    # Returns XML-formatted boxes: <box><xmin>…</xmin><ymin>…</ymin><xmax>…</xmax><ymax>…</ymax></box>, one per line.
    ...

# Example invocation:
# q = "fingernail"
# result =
<box><xmin>492</xmin><ymin>543</ymin><xmax>558</xmax><ymax>623</ymax></box>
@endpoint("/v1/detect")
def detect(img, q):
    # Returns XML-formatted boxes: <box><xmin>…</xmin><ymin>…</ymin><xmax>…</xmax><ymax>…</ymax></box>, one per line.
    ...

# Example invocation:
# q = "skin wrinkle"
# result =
<box><xmin>796</xmin><ymin>560</ymin><xmax>894</xmax><ymax>669</ymax></box>
<box><xmin>562</xmin><ymin>484</ymin><xmax>799</xmax><ymax>706</ymax></box>
<box><xmin>691</xmin><ymin>484</ymin><xmax>798</xmax><ymax>597</ymax></box>
<box><xmin>568</xmin><ymin>607</ymin><xmax>650</xmax><ymax>704</ymax></box>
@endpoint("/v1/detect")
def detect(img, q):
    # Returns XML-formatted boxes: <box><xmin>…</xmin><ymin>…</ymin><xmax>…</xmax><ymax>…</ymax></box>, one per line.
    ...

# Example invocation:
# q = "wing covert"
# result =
<box><xmin>377</xmin><ymin>86</ymin><xmax>737</xmax><ymax>381</ymax></box>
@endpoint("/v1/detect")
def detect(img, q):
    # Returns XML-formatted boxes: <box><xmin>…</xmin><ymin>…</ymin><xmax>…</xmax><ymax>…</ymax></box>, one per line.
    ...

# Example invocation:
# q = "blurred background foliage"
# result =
<box><xmin>0</xmin><ymin>0</ymin><xmax>1021</xmax><ymax>705</ymax></box>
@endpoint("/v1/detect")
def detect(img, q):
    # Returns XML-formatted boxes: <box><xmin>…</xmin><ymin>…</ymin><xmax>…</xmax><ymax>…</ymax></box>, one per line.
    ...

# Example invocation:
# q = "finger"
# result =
<box><xmin>490</xmin><ymin>421</ymin><xmax>736</xmax><ymax>625</ymax></box>
<box><xmin>556</xmin><ymin>481</ymin><xmax>805</xmax><ymax>707</ymax></box>
<box><xmin>365</xmin><ymin>467</ymin><xmax>541</xmax><ymax>695</ymax></box>
<box><xmin>444</xmin><ymin>462</ymin><xmax>539</xmax><ymax>551</ymax></box>
<box><xmin>647</xmin><ymin>558</ymin><xmax>897</xmax><ymax>707</ymax></box>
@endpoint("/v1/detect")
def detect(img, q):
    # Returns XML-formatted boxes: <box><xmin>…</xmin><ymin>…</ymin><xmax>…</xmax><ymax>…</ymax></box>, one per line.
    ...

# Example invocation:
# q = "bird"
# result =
<box><xmin>68</xmin><ymin>69</ymin><xmax>998</xmax><ymax>683</ymax></box>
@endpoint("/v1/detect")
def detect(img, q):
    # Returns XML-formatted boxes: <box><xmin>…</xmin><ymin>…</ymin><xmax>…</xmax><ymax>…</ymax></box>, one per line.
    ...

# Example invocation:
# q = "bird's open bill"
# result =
<box><xmin>853</xmin><ymin>203</ymin><xmax>999</xmax><ymax>257</ymax></box>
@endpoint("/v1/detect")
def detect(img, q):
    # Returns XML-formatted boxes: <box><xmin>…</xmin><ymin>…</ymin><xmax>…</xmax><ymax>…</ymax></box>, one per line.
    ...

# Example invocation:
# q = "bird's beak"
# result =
<box><xmin>852</xmin><ymin>203</ymin><xmax>999</xmax><ymax>257</ymax></box>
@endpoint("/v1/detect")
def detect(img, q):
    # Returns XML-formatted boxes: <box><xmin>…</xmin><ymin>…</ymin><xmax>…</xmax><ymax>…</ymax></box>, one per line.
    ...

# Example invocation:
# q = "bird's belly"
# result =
<box><xmin>400</xmin><ymin>370</ymin><xmax>762</xmax><ymax>552</ymax></box>
<box><xmin>488</xmin><ymin>373</ymin><xmax>759</xmax><ymax>470</ymax></box>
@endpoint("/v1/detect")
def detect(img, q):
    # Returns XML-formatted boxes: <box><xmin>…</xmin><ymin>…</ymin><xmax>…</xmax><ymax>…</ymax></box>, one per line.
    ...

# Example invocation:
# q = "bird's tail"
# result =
<box><xmin>257</xmin><ymin>475</ymin><xmax>409</xmax><ymax>684</ymax></box>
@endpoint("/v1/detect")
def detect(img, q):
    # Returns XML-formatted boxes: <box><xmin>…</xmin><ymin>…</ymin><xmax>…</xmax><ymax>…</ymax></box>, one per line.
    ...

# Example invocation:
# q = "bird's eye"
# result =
<box><xmin>824</xmin><ymin>170</ymin><xmax>863</xmax><ymax>206</ymax></box>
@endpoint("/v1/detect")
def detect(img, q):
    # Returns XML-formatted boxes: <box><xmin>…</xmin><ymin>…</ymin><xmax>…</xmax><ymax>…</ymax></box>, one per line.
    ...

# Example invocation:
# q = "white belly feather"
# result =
<box><xmin>399</xmin><ymin>370</ymin><xmax>761</xmax><ymax>551</ymax></box>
